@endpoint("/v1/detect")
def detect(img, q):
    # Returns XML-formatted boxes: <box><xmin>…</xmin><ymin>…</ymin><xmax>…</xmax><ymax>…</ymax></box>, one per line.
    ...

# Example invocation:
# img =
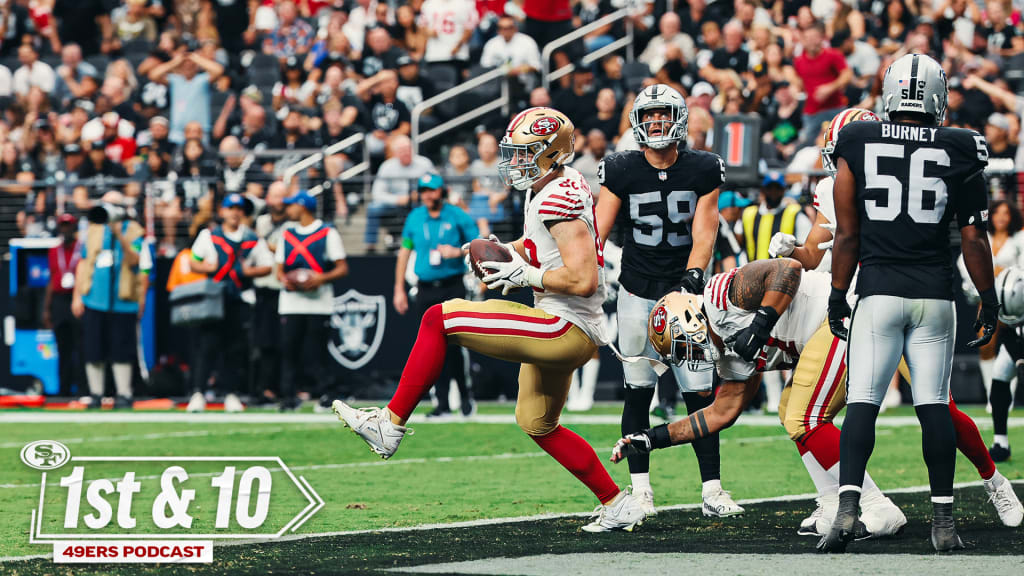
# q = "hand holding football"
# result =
<box><xmin>285</xmin><ymin>269</ymin><xmax>315</xmax><ymax>291</ymax></box>
<box><xmin>468</xmin><ymin>238</ymin><xmax>514</xmax><ymax>281</ymax></box>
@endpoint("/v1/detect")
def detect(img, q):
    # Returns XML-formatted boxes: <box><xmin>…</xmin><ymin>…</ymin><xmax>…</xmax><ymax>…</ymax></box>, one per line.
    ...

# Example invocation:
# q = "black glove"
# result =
<box><xmin>828</xmin><ymin>286</ymin><xmax>851</xmax><ymax>341</ymax></box>
<box><xmin>732</xmin><ymin>306</ymin><xmax>780</xmax><ymax>361</ymax></box>
<box><xmin>676</xmin><ymin>268</ymin><xmax>705</xmax><ymax>294</ymax></box>
<box><xmin>967</xmin><ymin>288</ymin><xmax>999</xmax><ymax>349</ymax></box>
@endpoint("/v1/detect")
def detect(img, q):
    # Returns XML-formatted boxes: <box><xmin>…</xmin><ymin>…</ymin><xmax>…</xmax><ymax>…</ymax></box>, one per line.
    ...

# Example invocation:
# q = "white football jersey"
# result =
<box><xmin>525</xmin><ymin>166</ymin><xmax>609</xmax><ymax>345</ymax></box>
<box><xmin>420</xmin><ymin>0</ymin><xmax>479</xmax><ymax>62</ymax></box>
<box><xmin>703</xmin><ymin>268</ymin><xmax>835</xmax><ymax>381</ymax></box>
<box><xmin>812</xmin><ymin>177</ymin><xmax>834</xmax><ymax>273</ymax></box>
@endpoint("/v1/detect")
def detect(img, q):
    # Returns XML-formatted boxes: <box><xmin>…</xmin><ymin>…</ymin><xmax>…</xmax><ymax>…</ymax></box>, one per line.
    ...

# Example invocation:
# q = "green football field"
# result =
<box><xmin>1</xmin><ymin>403</ymin><xmax>1023</xmax><ymax>575</ymax></box>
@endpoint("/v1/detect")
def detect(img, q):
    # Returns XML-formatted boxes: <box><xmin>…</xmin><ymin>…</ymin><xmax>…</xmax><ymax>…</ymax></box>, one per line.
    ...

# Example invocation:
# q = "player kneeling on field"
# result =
<box><xmin>610</xmin><ymin>259</ymin><xmax>907</xmax><ymax>539</ymax></box>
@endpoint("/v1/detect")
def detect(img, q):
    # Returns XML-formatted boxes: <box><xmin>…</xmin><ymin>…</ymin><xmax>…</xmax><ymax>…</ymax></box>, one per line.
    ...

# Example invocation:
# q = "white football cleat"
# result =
<box><xmin>581</xmin><ymin>490</ymin><xmax>646</xmax><ymax>533</ymax></box>
<box><xmin>632</xmin><ymin>486</ymin><xmax>657</xmax><ymax>517</ymax></box>
<box><xmin>798</xmin><ymin>493</ymin><xmax>837</xmax><ymax>537</ymax></box>
<box><xmin>703</xmin><ymin>488</ymin><xmax>744</xmax><ymax>517</ymax></box>
<box><xmin>985</xmin><ymin>474</ymin><xmax>1024</xmax><ymax>527</ymax></box>
<box><xmin>224</xmin><ymin>393</ymin><xmax>244</xmax><ymax>413</ymax></box>
<box><xmin>186</xmin><ymin>391</ymin><xmax>206</xmax><ymax>413</ymax></box>
<box><xmin>859</xmin><ymin>491</ymin><xmax>907</xmax><ymax>539</ymax></box>
<box><xmin>332</xmin><ymin>401</ymin><xmax>411</xmax><ymax>460</ymax></box>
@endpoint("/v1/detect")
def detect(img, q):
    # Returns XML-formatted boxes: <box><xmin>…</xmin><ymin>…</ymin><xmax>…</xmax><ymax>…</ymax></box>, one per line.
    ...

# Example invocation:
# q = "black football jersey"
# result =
<box><xmin>834</xmin><ymin>121</ymin><xmax>989</xmax><ymax>300</ymax></box>
<box><xmin>599</xmin><ymin>148</ymin><xmax>725</xmax><ymax>299</ymax></box>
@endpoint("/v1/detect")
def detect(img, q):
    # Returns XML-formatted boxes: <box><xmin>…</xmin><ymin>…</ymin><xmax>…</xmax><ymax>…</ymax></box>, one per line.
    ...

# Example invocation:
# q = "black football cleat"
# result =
<box><xmin>817</xmin><ymin>492</ymin><xmax>860</xmax><ymax>553</ymax></box>
<box><xmin>989</xmin><ymin>443</ymin><xmax>1011</xmax><ymax>463</ymax></box>
<box><xmin>931</xmin><ymin>502</ymin><xmax>966</xmax><ymax>552</ymax></box>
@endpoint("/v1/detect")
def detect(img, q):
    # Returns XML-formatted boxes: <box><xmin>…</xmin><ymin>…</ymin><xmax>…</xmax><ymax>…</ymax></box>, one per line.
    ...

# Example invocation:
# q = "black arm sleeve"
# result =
<box><xmin>954</xmin><ymin>169</ymin><xmax>989</xmax><ymax>230</ymax></box>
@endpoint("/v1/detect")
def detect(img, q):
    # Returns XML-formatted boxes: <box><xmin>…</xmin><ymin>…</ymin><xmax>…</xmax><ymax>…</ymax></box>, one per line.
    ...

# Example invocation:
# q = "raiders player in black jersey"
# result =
<box><xmin>595</xmin><ymin>84</ymin><xmax>742</xmax><ymax>518</ymax></box>
<box><xmin>820</xmin><ymin>54</ymin><xmax>998</xmax><ymax>553</ymax></box>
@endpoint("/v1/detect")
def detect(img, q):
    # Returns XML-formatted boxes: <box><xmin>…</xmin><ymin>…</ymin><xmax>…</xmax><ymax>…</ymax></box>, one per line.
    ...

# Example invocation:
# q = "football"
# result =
<box><xmin>468</xmin><ymin>238</ymin><xmax>513</xmax><ymax>281</ymax></box>
<box><xmin>284</xmin><ymin>268</ymin><xmax>313</xmax><ymax>291</ymax></box>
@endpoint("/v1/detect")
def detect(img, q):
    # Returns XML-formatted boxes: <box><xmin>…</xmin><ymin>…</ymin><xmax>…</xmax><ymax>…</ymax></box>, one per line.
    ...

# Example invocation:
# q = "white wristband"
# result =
<box><xmin>524</xmin><ymin>266</ymin><xmax>545</xmax><ymax>290</ymax></box>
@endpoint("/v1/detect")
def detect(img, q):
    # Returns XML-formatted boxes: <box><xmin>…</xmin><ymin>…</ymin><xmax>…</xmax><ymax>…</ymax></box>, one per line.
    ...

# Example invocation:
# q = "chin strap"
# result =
<box><xmin>607</xmin><ymin>342</ymin><xmax>669</xmax><ymax>376</ymax></box>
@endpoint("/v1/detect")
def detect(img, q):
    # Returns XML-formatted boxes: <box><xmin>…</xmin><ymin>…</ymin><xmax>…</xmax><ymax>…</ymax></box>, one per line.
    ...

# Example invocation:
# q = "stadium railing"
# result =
<box><xmin>541</xmin><ymin>7</ymin><xmax>636</xmax><ymax>92</ymax></box>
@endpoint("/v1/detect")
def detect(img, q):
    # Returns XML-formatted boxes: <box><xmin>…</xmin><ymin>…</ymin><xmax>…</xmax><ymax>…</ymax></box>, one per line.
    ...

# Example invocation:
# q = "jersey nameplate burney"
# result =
<box><xmin>880</xmin><ymin>124</ymin><xmax>938</xmax><ymax>142</ymax></box>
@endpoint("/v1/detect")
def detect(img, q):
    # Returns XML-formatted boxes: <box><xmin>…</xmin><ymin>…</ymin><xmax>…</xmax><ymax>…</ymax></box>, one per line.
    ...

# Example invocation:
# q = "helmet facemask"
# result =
<box><xmin>498</xmin><ymin>138</ymin><xmax>547</xmax><ymax>191</ymax></box>
<box><xmin>649</xmin><ymin>292</ymin><xmax>716</xmax><ymax>372</ymax></box>
<box><xmin>667</xmin><ymin>321</ymin><xmax>716</xmax><ymax>371</ymax></box>
<box><xmin>631</xmin><ymin>104</ymin><xmax>688</xmax><ymax>150</ymax></box>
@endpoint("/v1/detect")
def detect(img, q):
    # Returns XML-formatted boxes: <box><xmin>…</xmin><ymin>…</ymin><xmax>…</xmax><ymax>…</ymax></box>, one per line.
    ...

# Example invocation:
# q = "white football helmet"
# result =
<box><xmin>821</xmin><ymin>108</ymin><xmax>880</xmax><ymax>177</ymax></box>
<box><xmin>997</xmin><ymin>267</ymin><xmax>1024</xmax><ymax>326</ymax></box>
<box><xmin>648</xmin><ymin>292</ymin><xmax>715</xmax><ymax>371</ymax></box>
<box><xmin>630</xmin><ymin>84</ymin><xmax>688</xmax><ymax>150</ymax></box>
<box><xmin>881</xmin><ymin>53</ymin><xmax>948</xmax><ymax>126</ymax></box>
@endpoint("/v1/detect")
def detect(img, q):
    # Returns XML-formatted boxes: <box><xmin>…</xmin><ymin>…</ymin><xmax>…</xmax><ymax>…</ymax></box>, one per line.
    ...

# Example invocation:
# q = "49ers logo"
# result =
<box><xmin>861</xmin><ymin>111</ymin><xmax>879</xmax><ymax>121</ymax></box>
<box><xmin>530</xmin><ymin>117</ymin><xmax>561</xmax><ymax>136</ymax></box>
<box><xmin>651</xmin><ymin>306</ymin><xmax>668</xmax><ymax>334</ymax></box>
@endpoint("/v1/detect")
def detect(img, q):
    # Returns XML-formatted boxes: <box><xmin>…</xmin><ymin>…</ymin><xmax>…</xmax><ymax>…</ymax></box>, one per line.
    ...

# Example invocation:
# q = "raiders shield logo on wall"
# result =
<box><xmin>328</xmin><ymin>289</ymin><xmax>387</xmax><ymax>370</ymax></box>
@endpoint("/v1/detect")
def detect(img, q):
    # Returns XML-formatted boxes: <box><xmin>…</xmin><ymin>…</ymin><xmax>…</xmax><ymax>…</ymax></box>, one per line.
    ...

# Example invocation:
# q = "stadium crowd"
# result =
<box><xmin>1</xmin><ymin>0</ymin><xmax>1024</xmax><ymax>406</ymax></box>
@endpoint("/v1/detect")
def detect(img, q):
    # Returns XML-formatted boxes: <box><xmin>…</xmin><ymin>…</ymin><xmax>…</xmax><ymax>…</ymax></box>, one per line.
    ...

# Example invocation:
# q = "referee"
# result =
<box><xmin>393</xmin><ymin>174</ymin><xmax>479</xmax><ymax>418</ymax></box>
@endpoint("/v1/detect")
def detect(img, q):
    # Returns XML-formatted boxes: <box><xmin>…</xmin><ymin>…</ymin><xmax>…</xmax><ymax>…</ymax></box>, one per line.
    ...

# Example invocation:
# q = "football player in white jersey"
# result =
<box><xmin>333</xmin><ymin>107</ymin><xmax>647</xmax><ymax>533</ymax></box>
<box><xmin>769</xmin><ymin>108</ymin><xmax>1022</xmax><ymax>532</ymax></box>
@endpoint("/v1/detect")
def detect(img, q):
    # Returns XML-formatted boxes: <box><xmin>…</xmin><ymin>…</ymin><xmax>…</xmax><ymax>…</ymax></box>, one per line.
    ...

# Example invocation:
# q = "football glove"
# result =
<box><xmin>828</xmin><ymin>286</ymin><xmax>851</xmax><ymax>341</ymax></box>
<box><xmin>967</xmin><ymin>287</ymin><xmax>999</xmax><ymax>348</ymax></box>
<box><xmin>768</xmin><ymin>232</ymin><xmax>797</xmax><ymax>258</ymax></box>
<box><xmin>731</xmin><ymin>306</ymin><xmax>780</xmax><ymax>361</ymax></box>
<box><xmin>610</xmin><ymin>431</ymin><xmax>654</xmax><ymax>463</ymax></box>
<box><xmin>481</xmin><ymin>248</ymin><xmax>544</xmax><ymax>295</ymax></box>
<box><xmin>817</xmin><ymin>222</ymin><xmax>836</xmax><ymax>251</ymax></box>
<box><xmin>675</xmin><ymin>268</ymin><xmax>706</xmax><ymax>294</ymax></box>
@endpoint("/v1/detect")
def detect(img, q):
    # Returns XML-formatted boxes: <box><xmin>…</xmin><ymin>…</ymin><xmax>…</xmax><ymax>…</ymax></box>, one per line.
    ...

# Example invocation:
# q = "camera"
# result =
<box><xmin>87</xmin><ymin>203</ymin><xmax>128</xmax><ymax>224</ymax></box>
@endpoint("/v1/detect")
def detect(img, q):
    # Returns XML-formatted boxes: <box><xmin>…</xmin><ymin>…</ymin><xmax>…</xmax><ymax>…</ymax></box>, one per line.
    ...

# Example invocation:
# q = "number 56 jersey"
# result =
<box><xmin>599</xmin><ymin>148</ymin><xmax>724</xmax><ymax>300</ymax></box>
<box><xmin>833</xmin><ymin>120</ymin><xmax>989</xmax><ymax>300</ymax></box>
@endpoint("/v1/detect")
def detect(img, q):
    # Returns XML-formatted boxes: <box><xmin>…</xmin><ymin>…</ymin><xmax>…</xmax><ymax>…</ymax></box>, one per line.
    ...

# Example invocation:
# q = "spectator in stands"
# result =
<box><xmin>276</xmin><ymin>189</ymin><xmax>348</xmax><ymax>411</ymax></box>
<box><xmin>521</xmin><ymin>0</ymin><xmax>574</xmax><ymax>68</ymax></box>
<box><xmin>53</xmin><ymin>44</ymin><xmax>99</xmax><ymax>108</ymax></box>
<box><xmin>358</xmin><ymin>26</ymin><xmax>405</xmax><ymax>78</ymax></box>
<box><xmin>444</xmin><ymin>144</ymin><xmax>472</xmax><ymax>210</ymax></box>
<box><xmin>0</xmin><ymin>62</ymin><xmax>11</xmax><ymax>100</ymax></box>
<box><xmin>71</xmin><ymin>191</ymin><xmax>150</xmax><ymax>409</ymax></box>
<box><xmin>762</xmin><ymin>80</ymin><xmax>803</xmax><ymax>162</ymax></box>
<box><xmin>420</xmin><ymin>0</ymin><xmax>478</xmax><ymax>72</ymax></box>
<box><xmin>529</xmin><ymin>86</ymin><xmax>551</xmax><ymax>107</ymax></box>
<box><xmin>13</xmin><ymin>45</ymin><xmax>55</xmax><ymax>98</ymax></box>
<box><xmin>596</xmin><ymin>54</ymin><xmax>630</xmax><ymax>106</ymax></box>
<box><xmin>468</xmin><ymin>132</ymin><xmax>504</xmax><ymax>238</ymax></box>
<box><xmin>393</xmin><ymin>173</ymin><xmax>477</xmax><ymax>417</ymax></box>
<box><xmin>114</xmin><ymin>0</ymin><xmax>158</xmax><ymax>42</ymax></box>
<box><xmin>395</xmin><ymin>53</ymin><xmax>437</xmax><ymax>113</ymax></box>
<box><xmin>985</xmin><ymin>112</ymin><xmax>1019</xmax><ymax>199</ymax></box>
<box><xmin>793</xmin><ymin>20</ymin><xmax>851</xmax><ymax>144</ymax></box>
<box><xmin>832</xmin><ymin>28</ymin><xmax>880</xmax><ymax>105</ymax></box>
<box><xmin>187</xmin><ymin>193</ymin><xmax>272</xmax><ymax>413</ymax></box>
<box><xmin>264</xmin><ymin>0</ymin><xmax>316</xmax><ymax>59</ymax></box>
<box><xmin>394</xmin><ymin>4</ymin><xmax>427</xmax><ymax>60</ymax></box>
<box><xmin>148</xmin><ymin>50</ymin><xmax>224</xmax><ymax>145</ymax></box>
<box><xmin>43</xmin><ymin>214</ymin><xmax>83</xmax><ymax>397</ymax></box>
<box><xmin>356</xmin><ymin>69</ymin><xmax>411</xmax><ymax>158</ymax></box>
<box><xmin>365</xmin><ymin>135</ymin><xmax>434</xmax><ymax>250</ymax></box>
<box><xmin>273</xmin><ymin>56</ymin><xmax>316</xmax><ymax>110</ymax></box>
<box><xmin>553</xmin><ymin>65</ymin><xmax>597</xmax><ymax>124</ymax></box>
<box><xmin>946</xmin><ymin>76</ymin><xmax>995</xmax><ymax>131</ymax></box>
<box><xmin>639</xmin><ymin>11</ymin><xmax>697</xmax><ymax>74</ymax></box>
<box><xmin>573</xmin><ymin>128</ymin><xmax>606</xmax><ymax>193</ymax></box>
<box><xmin>215</xmin><ymin>90</ymin><xmax>274</xmax><ymax>150</ymax></box>
<box><xmin>53</xmin><ymin>0</ymin><xmax>114</xmax><ymax>57</ymax></box>
<box><xmin>73</xmin><ymin>137</ymin><xmax>130</xmax><ymax>210</ymax></box>
<box><xmin>206</xmin><ymin>0</ymin><xmax>255</xmax><ymax>58</ymax></box>
<box><xmin>480</xmin><ymin>16</ymin><xmax>542</xmax><ymax>88</ymax></box>
<box><xmin>142</xmin><ymin>116</ymin><xmax>175</xmax><ymax>161</ymax></box>
<box><xmin>218</xmin><ymin>136</ymin><xmax>265</xmax><ymax>199</ymax></box>
<box><xmin>343</xmin><ymin>0</ymin><xmax>376</xmax><ymax>56</ymax></box>
<box><xmin>583</xmin><ymin>88</ymin><xmax>621</xmax><ymax>144</ymax></box>
<box><xmin>981</xmin><ymin>0</ymin><xmax>1023</xmax><ymax>58</ymax></box>
<box><xmin>703</xmin><ymin>20</ymin><xmax>748</xmax><ymax>86</ymax></box>
<box><xmin>252</xmin><ymin>181</ymin><xmax>289</xmax><ymax>406</ymax></box>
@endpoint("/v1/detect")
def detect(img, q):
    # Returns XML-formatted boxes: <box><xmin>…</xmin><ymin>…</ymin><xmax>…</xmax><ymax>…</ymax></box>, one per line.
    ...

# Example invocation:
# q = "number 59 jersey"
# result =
<box><xmin>525</xmin><ymin>166</ymin><xmax>609</xmax><ymax>346</ymax></box>
<box><xmin>599</xmin><ymin>148</ymin><xmax>724</xmax><ymax>300</ymax></box>
<box><xmin>833</xmin><ymin>120</ymin><xmax>989</xmax><ymax>300</ymax></box>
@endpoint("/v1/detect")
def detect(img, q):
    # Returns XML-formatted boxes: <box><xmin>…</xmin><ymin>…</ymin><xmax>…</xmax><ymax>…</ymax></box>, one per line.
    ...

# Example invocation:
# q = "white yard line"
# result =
<box><xmin>0</xmin><ymin>425</ymin><xmax>334</xmax><ymax>449</ymax></box>
<box><xmin>2</xmin><ymin>411</ymin><xmax>1021</xmax><ymax>426</ymax></box>
<box><xmin>2</xmin><ymin>478</ymin><xmax>1020</xmax><ymax>564</ymax></box>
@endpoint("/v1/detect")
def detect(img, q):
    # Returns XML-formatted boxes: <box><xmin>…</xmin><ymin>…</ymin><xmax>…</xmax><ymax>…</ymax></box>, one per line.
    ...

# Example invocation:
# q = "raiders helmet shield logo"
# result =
<box><xmin>652</xmin><ymin>306</ymin><xmax>668</xmax><ymax>334</ymax></box>
<box><xmin>530</xmin><ymin>117</ymin><xmax>561</xmax><ymax>136</ymax></box>
<box><xmin>328</xmin><ymin>289</ymin><xmax>387</xmax><ymax>370</ymax></box>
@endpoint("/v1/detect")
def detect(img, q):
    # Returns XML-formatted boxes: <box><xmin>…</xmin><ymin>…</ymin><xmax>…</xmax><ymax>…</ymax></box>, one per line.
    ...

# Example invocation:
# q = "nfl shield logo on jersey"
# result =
<box><xmin>658</xmin><ymin>171</ymin><xmax>668</xmax><ymax>181</ymax></box>
<box><xmin>328</xmin><ymin>289</ymin><xmax>387</xmax><ymax>370</ymax></box>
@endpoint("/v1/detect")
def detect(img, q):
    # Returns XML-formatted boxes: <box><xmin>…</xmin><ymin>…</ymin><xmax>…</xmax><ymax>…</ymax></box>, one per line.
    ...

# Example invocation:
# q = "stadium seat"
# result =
<box><xmin>425</xmin><ymin>63</ymin><xmax>459</xmax><ymax>119</ymax></box>
<box><xmin>248</xmin><ymin>53</ymin><xmax>281</xmax><ymax>87</ymax></box>
<box><xmin>623</xmin><ymin>61</ymin><xmax>651</xmax><ymax>92</ymax></box>
<box><xmin>86</xmin><ymin>54</ymin><xmax>111</xmax><ymax>75</ymax></box>
<box><xmin>210</xmin><ymin>90</ymin><xmax>232</xmax><ymax>120</ymax></box>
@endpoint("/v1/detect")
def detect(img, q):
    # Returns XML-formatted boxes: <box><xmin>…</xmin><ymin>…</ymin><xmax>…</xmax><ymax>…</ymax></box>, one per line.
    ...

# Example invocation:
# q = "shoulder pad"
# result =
<box><xmin>536</xmin><ymin>177</ymin><xmax>588</xmax><ymax>222</ymax></box>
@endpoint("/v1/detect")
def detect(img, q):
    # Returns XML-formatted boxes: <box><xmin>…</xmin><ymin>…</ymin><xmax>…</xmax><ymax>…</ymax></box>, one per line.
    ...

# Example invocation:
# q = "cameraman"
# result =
<box><xmin>393</xmin><ymin>174</ymin><xmax>478</xmax><ymax>418</ymax></box>
<box><xmin>188</xmin><ymin>193</ymin><xmax>272</xmax><ymax>412</ymax></box>
<box><xmin>71</xmin><ymin>191</ymin><xmax>151</xmax><ymax>409</ymax></box>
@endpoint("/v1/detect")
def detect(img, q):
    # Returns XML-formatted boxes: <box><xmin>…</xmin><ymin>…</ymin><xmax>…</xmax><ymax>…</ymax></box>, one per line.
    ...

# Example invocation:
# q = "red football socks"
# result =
<box><xmin>949</xmin><ymin>397</ymin><xmax>996</xmax><ymax>480</ymax></box>
<box><xmin>531</xmin><ymin>426</ymin><xmax>621</xmax><ymax>504</ymax></box>
<box><xmin>799</xmin><ymin>422</ymin><xmax>841</xmax><ymax>470</ymax></box>
<box><xmin>387</xmin><ymin>304</ymin><xmax>448</xmax><ymax>422</ymax></box>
